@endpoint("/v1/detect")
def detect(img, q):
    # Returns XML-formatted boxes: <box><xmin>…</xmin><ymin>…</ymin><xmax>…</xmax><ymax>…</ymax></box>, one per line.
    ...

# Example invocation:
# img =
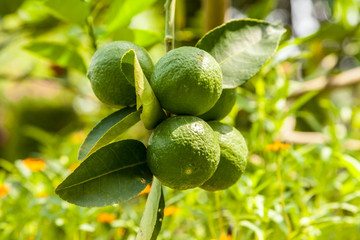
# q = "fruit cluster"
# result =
<box><xmin>87</xmin><ymin>41</ymin><xmax>248</xmax><ymax>191</ymax></box>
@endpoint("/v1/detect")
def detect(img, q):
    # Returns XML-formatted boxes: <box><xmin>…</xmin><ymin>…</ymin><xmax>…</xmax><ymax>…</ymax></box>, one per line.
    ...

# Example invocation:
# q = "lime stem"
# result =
<box><xmin>165</xmin><ymin>0</ymin><xmax>176</xmax><ymax>52</ymax></box>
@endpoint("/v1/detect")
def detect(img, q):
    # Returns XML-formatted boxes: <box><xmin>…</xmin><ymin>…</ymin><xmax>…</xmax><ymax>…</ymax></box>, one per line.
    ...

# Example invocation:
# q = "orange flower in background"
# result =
<box><xmin>266</xmin><ymin>140</ymin><xmax>290</xmax><ymax>152</ymax></box>
<box><xmin>164</xmin><ymin>206</ymin><xmax>180</xmax><ymax>216</ymax></box>
<box><xmin>97</xmin><ymin>212</ymin><xmax>116</xmax><ymax>223</ymax></box>
<box><xmin>23</xmin><ymin>158</ymin><xmax>45</xmax><ymax>172</ymax></box>
<box><xmin>0</xmin><ymin>184</ymin><xmax>9</xmax><ymax>198</ymax></box>
<box><xmin>137</xmin><ymin>184</ymin><xmax>151</xmax><ymax>196</ymax></box>
<box><xmin>68</xmin><ymin>163</ymin><xmax>79</xmax><ymax>172</ymax></box>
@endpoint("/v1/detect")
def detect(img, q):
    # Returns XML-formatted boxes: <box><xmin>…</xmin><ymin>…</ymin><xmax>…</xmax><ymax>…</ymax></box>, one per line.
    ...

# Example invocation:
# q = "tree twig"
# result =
<box><xmin>280</xmin><ymin>116</ymin><xmax>360</xmax><ymax>150</ymax></box>
<box><xmin>289</xmin><ymin>67</ymin><xmax>360</xmax><ymax>98</ymax></box>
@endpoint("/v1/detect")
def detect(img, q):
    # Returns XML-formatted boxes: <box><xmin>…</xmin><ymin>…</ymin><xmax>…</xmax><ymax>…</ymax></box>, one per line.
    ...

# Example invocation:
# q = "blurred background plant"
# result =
<box><xmin>0</xmin><ymin>0</ymin><xmax>360</xmax><ymax>239</ymax></box>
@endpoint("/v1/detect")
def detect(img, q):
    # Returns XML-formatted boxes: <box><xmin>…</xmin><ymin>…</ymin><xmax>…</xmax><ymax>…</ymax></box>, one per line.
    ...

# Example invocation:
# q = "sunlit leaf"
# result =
<box><xmin>42</xmin><ymin>0</ymin><xmax>89</xmax><ymax>26</ymax></box>
<box><xmin>196</xmin><ymin>19</ymin><xmax>286</xmax><ymax>88</ymax></box>
<box><xmin>78</xmin><ymin>107</ymin><xmax>141</xmax><ymax>160</ymax></box>
<box><xmin>121</xmin><ymin>50</ymin><xmax>166</xmax><ymax>129</ymax></box>
<box><xmin>121</xmin><ymin>51</ymin><xmax>136</xmax><ymax>87</ymax></box>
<box><xmin>136</xmin><ymin>178</ymin><xmax>164</xmax><ymax>240</ymax></box>
<box><xmin>56</xmin><ymin>140</ymin><xmax>152</xmax><ymax>207</ymax></box>
<box><xmin>24</xmin><ymin>42</ymin><xmax>86</xmax><ymax>73</ymax></box>
<box><xmin>106</xmin><ymin>0</ymin><xmax>157</xmax><ymax>34</ymax></box>
<box><xmin>113</xmin><ymin>28</ymin><xmax>162</xmax><ymax>48</ymax></box>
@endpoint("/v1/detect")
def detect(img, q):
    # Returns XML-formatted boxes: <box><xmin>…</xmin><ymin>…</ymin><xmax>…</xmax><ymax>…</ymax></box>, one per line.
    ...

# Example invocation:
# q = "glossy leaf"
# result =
<box><xmin>78</xmin><ymin>107</ymin><xmax>141</xmax><ymax>160</ymax></box>
<box><xmin>24</xmin><ymin>42</ymin><xmax>86</xmax><ymax>73</ymax></box>
<box><xmin>56</xmin><ymin>140</ymin><xmax>152</xmax><ymax>207</ymax></box>
<box><xmin>106</xmin><ymin>0</ymin><xmax>157</xmax><ymax>34</ymax></box>
<box><xmin>196</xmin><ymin>19</ymin><xmax>286</xmax><ymax>88</ymax></box>
<box><xmin>42</xmin><ymin>0</ymin><xmax>89</xmax><ymax>26</ymax></box>
<box><xmin>136</xmin><ymin>178</ymin><xmax>164</xmax><ymax>240</ymax></box>
<box><xmin>121</xmin><ymin>51</ymin><xmax>136</xmax><ymax>87</ymax></box>
<box><xmin>121</xmin><ymin>50</ymin><xmax>166</xmax><ymax>129</ymax></box>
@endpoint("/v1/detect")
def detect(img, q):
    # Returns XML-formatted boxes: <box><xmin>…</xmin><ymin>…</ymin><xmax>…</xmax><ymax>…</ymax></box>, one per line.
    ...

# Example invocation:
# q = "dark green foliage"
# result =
<box><xmin>56</xmin><ymin>140</ymin><xmax>152</xmax><ymax>207</ymax></box>
<box><xmin>196</xmin><ymin>19</ymin><xmax>285</xmax><ymax>88</ymax></box>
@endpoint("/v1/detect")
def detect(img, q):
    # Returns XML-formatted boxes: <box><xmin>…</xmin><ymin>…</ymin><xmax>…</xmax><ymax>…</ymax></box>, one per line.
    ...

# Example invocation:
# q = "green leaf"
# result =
<box><xmin>121</xmin><ymin>51</ymin><xmax>136</xmax><ymax>87</ymax></box>
<box><xmin>24</xmin><ymin>42</ymin><xmax>87</xmax><ymax>74</ymax></box>
<box><xmin>131</xmin><ymin>29</ymin><xmax>162</xmax><ymax>48</ymax></box>
<box><xmin>55</xmin><ymin>140</ymin><xmax>152</xmax><ymax>207</ymax></box>
<box><xmin>113</xmin><ymin>28</ymin><xmax>162</xmax><ymax>48</ymax></box>
<box><xmin>136</xmin><ymin>178</ymin><xmax>164</xmax><ymax>240</ymax></box>
<box><xmin>41</xmin><ymin>0</ymin><xmax>89</xmax><ymax>26</ymax></box>
<box><xmin>78</xmin><ymin>107</ymin><xmax>141</xmax><ymax>160</ymax></box>
<box><xmin>196</xmin><ymin>19</ymin><xmax>286</xmax><ymax>88</ymax></box>
<box><xmin>120</xmin><ymin>50</ymin><xmax>166</xmax><ymax>130</ymax></box>
<box><xmin>106</xmin><ymin>0</ymin><xmax>157</xmax><ymax>34</ymax></box>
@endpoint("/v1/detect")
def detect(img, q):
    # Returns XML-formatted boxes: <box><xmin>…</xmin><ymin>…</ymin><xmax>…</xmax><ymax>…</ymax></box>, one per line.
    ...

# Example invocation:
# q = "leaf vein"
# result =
<box><xmin>218</xmin><ymin>39</ymin><xmax>262</xmax><ymax>66</ymax></box>
<box><xmin>57</xmin><ymin>161</ymin><xmax>147</xmax><ymax>192</ymax></box>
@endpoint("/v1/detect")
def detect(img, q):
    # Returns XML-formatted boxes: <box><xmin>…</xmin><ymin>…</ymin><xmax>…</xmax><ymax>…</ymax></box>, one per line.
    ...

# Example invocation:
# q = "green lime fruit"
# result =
<box><xmin>200</xmin><ymin>121</ymin><xmax>248</xmax><ymax>191</ymax></box>
<box><xmin>199</xmin><ymin>88</ymin><xmax>237</xmax><ymax>121</ymax></box>
<box><xmin>87</xmin><ymin>41</ymin><xmax>153</xmax><ymax>107</ymax></box>
<box><xmin>147</xmin><ymin>116</ymin><xmax>220</xmax><ymax>190</ymax></box>
<box><xmin>150</xmin><ymin>46</ymin><xmax>223</xmax><ymax>116</ymax></box>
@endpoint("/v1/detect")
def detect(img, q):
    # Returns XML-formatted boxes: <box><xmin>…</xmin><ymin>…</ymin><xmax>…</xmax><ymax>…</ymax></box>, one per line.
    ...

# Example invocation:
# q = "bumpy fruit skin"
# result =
<box><xmin>147</xmin><ymin>116</ymin><xmax>220</xmax><ymax>190</ymax></box>
<box><xmin>150</xmin><ymin>46</ymin><xmax>223</xmax><ymax>116</ymax></box>
<box><xmin>199</xmin><ymin>88</ymin><xmax>237</xmax><ymax>121</ymax></box>
<box><xmin>200</xmin><ymin>121</ymin><xmax>248</xmax><ymax>191</ymax></box>
<box><xmin>87</xmin><ymin>41</ymin><xmax>153</xmax><ymax>107</ymax></box>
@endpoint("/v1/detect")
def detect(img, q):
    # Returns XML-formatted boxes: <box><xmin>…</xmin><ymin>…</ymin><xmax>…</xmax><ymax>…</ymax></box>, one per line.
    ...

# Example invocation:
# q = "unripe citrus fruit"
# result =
<box><xmin>150</xmin><ymin>46</ymin><xmax>223</xmax><ymax>116</ymax></box>
<box><xmin>147</xmin><ymin>116</ymin><xmax>220</xmax><ymax>190</ymax></box>
<box><xmin>87</xmin><ymin>41</ymin><xmax>153</xmax><ymax>107</ymax></box>
<box><xmin>199</xmin><ymin>88</ymin><xmax>237</xmax><ymax>121</ymax></box>
<box><xmin>200</xmin><ymin>121</ymin><xmax>247</xmax><ymax>191</ymax></box>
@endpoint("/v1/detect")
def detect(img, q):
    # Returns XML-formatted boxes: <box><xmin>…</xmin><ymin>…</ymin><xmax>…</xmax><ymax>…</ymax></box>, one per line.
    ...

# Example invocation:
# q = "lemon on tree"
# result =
<box><xmin>87</xmin><ymin>41</ymin><xmax>153</xmax><ymax>107</ymax></box>
<box><xmin>150</xmin><ymin>46</ymin><xmax>223</xmax><ymax>116</ymax></box>
<box><xmin>146</xmin><ymin>116</ymin><xmax>220</xmax><ymax>190</ymax></box>
<box><xmin>200</xmin><ymin>121</ymin><xmax>248</xmax><ymax>191</ymax></box>
<box><xmin>199</xmin><ymin>88</ymin><xmax>237</xmax><ymax>121</ymax></box>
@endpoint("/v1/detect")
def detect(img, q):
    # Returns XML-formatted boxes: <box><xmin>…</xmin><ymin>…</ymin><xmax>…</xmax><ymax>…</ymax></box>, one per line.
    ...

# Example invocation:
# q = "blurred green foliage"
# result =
<box><xmin>0</xmin><ymin>0</ymin><xmax>360</xmax><ymax>239</ymax></box>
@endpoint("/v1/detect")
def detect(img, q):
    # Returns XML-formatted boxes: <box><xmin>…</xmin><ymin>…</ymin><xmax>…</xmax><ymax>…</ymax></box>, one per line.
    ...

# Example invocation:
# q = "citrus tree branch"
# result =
<box><xmin>165</xmin><ymin>0</ymin><xmax>176</xmax><ymax>52</ymax></box>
